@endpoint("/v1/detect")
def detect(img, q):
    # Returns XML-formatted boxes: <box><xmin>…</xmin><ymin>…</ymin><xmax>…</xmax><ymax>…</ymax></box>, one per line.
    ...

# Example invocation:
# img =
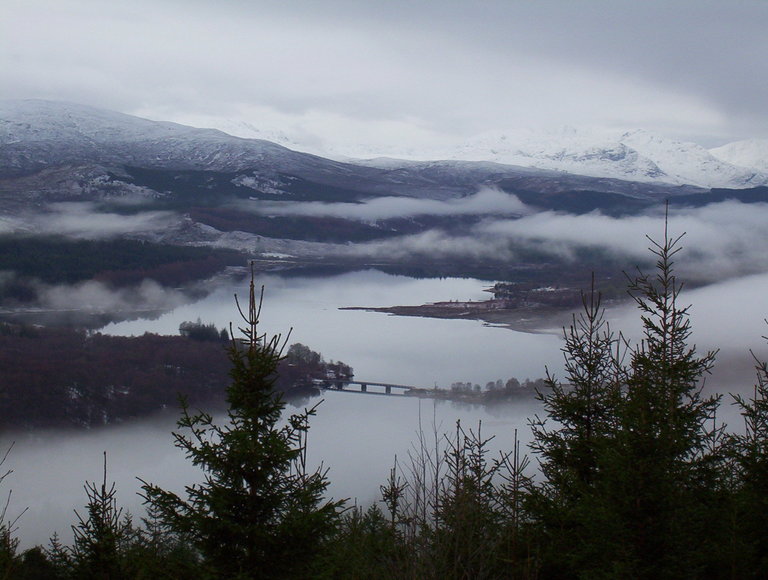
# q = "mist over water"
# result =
<box><xmin>5</xmin><ymin>272</ymin><xmax>556</xmax><ymax>549</ymax></box>
<box><xmin>5</xmin><ymin>391</ymin><xmax>539</xmax><ymax>550</ymax></box>
<box><xmin>5</xmin><ymin>268</ymin><xmax>767</xmax><ymax>549</ymax></box>
<box><xmin>103</xmin><ymin>270</ymin><xmax>562</xmax><ymax>386</ymax></box>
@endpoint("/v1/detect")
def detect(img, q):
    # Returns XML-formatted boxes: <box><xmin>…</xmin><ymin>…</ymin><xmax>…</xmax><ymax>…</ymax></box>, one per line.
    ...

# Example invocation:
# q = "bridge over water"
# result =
<box><xmin>311</xmin><ymin>379</ymin><xmax>423</xmax><ymax>396</ymax></box>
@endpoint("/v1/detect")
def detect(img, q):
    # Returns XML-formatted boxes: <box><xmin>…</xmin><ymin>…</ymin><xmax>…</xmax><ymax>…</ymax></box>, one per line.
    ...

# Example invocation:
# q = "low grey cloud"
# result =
<box><xmin>348</xmin><ymin>229</ymin><xmax>516</xmax><ymax>263</ymax></box>
<box><xmin>35</xmin><ymin>278</ymin><xmax>188</xmax><ymax>314</ymax></box>
<box><xmin>246</xmin><ymin>188</ymin><xmax>532</xmax><ymax>221</ymax></box>
<box><xmin>482</xmin><ymin>202</ymin><xmax>768</xmax><ymax>280</ymax></box>
<box><xmin>25</xmin><ymin>203</ymin><xmax>180</xmax><ymax>239</ymax></box>
<box><xmin>344</xmin><ymin>201</ymin><xmax>768</xmax><ymax>284</ymax></box>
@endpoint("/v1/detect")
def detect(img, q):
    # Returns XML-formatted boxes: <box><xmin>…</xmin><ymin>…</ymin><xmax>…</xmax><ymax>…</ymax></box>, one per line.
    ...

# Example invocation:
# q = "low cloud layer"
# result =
<box><xmin>245</xmin><ymin>187</ymin><xmax>532</xmax><ymax>221</ymax></box>
<box><xmin>35</xmin><ymin>278</ymin><xmax>188</xmax><ymax>314</ymax></box>
<box><xmin>483</xmin><ymin>201</ymin><xmax>768</xmax><ymax>280</ymax></box>
<box><xmin>24</xmin><ymin>203</ymin><xmax>179</xmax><ymax>239</ymax></box>
<box><xmin>343</xmin><ymin>200</ymin><xmax>768</xmax><ymax>283</ymax></box>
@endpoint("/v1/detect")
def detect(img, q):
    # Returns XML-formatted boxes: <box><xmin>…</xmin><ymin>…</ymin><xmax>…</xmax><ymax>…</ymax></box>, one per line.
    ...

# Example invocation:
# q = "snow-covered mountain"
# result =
<box><xmin>184</xmin><ymin>118</ymin><xmax>768</xmax><ymax>190</ymax></box>
<box><xmin>2</xmin><ymin>99</ymin><xmax>767</xmax><ymax>252</ymax></box>
<box><xmin>709</xmin><ymin>139</ymin><xmax>768</xmax><ymax>175</ymax></box>
<box><xmin>0</xmin><ymin>100</ymin><xmax>559</xmax><ymax>207</ymax></box>
<box><xmin>2</xmin><ymin>99</ymin><xmax>764</xmax><ymax>214</ymax></box>
<box><xmin>432</xmin><ymin>127</ymin><xmax>768</xmax><ymax>189</ymax></box>
<box><xmin>0</xmin><ymin>99</ymin><xmax>325</xmax><ymax>176</ymax></box>
<box><xmin>1</xmin><ymin>99</ymin><xmax>461</xmax><ymax>204</ymax></box>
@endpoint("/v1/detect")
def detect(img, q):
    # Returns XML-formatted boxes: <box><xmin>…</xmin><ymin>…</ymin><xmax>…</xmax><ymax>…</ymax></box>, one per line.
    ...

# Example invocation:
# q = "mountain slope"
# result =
<box><xmin>438</xmin><ymin>128</ymin><xmax>768</xmax><ymax>189</ymax></box>
<box><xmin>709</xmin><ymin>139</ymin><xmax>768</xmax><ymax>174</ymax></box>
<box><xmin>1</xmin><ymin>100</ymin><xmax>711</xmax><ymax>212</ymax></box>
<box><xmin>0</xmin><ymin>99</ymin><xmax>396</xmax><ymax>200</ymax></box>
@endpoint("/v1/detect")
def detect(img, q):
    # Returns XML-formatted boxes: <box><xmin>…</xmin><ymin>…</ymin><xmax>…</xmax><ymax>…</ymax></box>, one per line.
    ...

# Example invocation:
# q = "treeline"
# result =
<box><xmin>4</xmin><ymin>230</ymin><xmax>768</xmax><ymax>578</ymax></box>
<box><xmin>0</xmin><ymin>324</ymin><xmax>231</xmax><ymax>430</ymax></box>
<box><xmin>405</xmin><ymin>378</ymin><xmax>543</xmax><ymax>405</ymax></box>
<box><xmin>0</xmin><ymin>235</ymin><xmax>245</xmax><ymax>304</ymax></box>
<box><xmin>0</xmin><ymin>323</ymin><xmax>349</xmax><ymax>430</ymax></box>
<box><xmin>450</xmin><ymin>377</ymin><xmax>543</xmax><ymax>399</ymax></box>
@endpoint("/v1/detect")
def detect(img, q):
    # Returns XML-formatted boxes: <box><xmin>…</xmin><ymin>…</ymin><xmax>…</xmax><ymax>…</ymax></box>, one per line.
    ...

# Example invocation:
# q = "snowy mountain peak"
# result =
<box><xmin>2</xmin><ymin>100</ymin><xmax>766</xmax><ymax>190</ymax></box>
<box><xmin>442</xmin><ymin>127</ymin><xmax>768</xmax><ymax>189</ymax></box>
<box><xmin>710</xmin><ymin>139</ymin><xmax>768</xmax><ymax>174</ymax></box>
<box><xmin>0</xmin><ymin>99</ymin><xmax>201</xmax><ymax>144</ymax></box>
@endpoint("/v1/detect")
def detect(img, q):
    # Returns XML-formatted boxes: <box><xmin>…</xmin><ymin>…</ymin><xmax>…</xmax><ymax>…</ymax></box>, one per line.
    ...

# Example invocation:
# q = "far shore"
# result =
<box><xmin>340</xmin><ymin>300</ymin><xmax>579</xmax><ymax>335</ymax></box>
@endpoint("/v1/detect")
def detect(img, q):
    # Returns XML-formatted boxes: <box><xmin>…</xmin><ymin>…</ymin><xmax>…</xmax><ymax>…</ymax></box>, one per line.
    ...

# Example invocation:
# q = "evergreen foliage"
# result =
<box><xmin>69</xmin><ymin>454</ymin><xmax>128</xmax><ymax>580</ymax></box>
<box><xmin>729</xmin><ymin>344</ymin><xmax>768</xmax><ymax>577</ymax></box>
<box><xmin>528</xmin><ymin>218</ymin><xmax>728</xmax><ymax>578</ymax></box>
<box><xmin>0</xmin><ymin>444</ymin><xmax>25</xmax><ymax>580</ymax></box>
<box><xmin>141</xmin><ymin>270</ymin><xmax>343</xmax><ymax>579</ymax></box>
<box><xmin>322</xmin><ymin>421</ymin><xmax>535</xmax><ymax>579</ymax></box>
<box><xmin>528</xmin><ymin>280</ymin><xmax>623</xmax><ymax>576</ymax></box>
<box><xmin>599</xmin><ymin>226</ymin><xmax>723</xmax><ymax>577</ymax></box>
<box><xmin>7</xmin><ymin>219</ymin><xmax>768</xmax><ymax>578</ymax></box>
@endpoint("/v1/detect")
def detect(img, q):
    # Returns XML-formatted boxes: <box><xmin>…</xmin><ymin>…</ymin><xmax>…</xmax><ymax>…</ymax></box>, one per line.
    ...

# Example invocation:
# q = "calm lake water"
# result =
<box><xmin>104</xmin><ymin>269</ymin><xmax>563</xmax><ymax>386</ymax></box>
<box><xmin>8</xmin><ymin>267</ymin><xmax>767</xmax><ymax>548</ymax></box>
<box><xmin>9</xmin><ymin>270</ymin><xmax>566</xmax><ymax>548</ymax></box>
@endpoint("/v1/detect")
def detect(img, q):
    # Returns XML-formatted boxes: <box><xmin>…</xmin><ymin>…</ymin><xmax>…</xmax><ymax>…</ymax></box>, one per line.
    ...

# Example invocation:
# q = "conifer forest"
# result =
<box><xmin>2</xmin><ymin>228</ymin><xmax>768</xmax><ymax>580</ymax></box>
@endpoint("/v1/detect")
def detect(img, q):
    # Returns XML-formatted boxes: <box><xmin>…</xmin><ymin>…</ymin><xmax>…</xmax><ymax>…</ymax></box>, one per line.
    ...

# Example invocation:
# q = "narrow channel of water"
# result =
<box><xmin>9</xmin><ymin>270</ymin><xmax>564</xmax><ymax>548</ymax></box>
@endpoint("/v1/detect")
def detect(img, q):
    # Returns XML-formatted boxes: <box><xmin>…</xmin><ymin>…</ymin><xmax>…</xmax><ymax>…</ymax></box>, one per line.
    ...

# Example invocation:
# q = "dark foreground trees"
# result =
<box><xmin>5</xmin><ymin>223</ymin><xmax>768</xmax><ymax>578</ymax></box>
<box><xmin>321</xmin><ymin>223</ymin><xmax>768</xmax><ymax>579</ymax></box>
<box><xmin>140</xmin><ymin>273</ymin><xmax>343</xmax><ymax>579</ymax></box>
<box><xmin>529</xmin><ymin>225</ymin><xmax>728</xmax><ymax>578</ymax></box>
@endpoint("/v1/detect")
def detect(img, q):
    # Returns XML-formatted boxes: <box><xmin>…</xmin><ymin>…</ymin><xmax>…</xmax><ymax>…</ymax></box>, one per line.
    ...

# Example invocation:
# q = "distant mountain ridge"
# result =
<box><xmin>1</xmin><ymin>99</ymin><xmax>767</xmax><ymax>284</ymax></box>
<box><xmin>0</xmin><ymin>99</ymin><xmax>363</xmax><ymax>178</ymax></box>
<box><xmin>415</xmin><ymin>128</ymin><xmax>768</xmax><ymax>189</ymax></box>
<box><xmin>198</xmin><ymin>112</ymin><xmax>768</xmax><ymax>190</ymax></box>
<box><xmin>4</xmin><ymin>100</ymin><xmax>765</xmax><ymax>193</ymax></box>
<box><xmin>1</xmin><ymin>99</ymin><xmax>712</xmax><ymax>211</ymax></box>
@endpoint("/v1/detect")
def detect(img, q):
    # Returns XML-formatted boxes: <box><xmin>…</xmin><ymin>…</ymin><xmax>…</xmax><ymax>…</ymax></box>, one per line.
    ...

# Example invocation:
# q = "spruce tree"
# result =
<box><xmin>729</xmin><ymin>342</ymin><xmax>768</xmax><ymax>577</ymax></box>
<box><xmin>603</xmin><ymin>224</ymin><xmax>722</xmax><ymax>577</ymax></box>
<box><xmin>70</xmin><ymin>453</ymin><xmax>129</xmax><ymax>580</ymax></box>
<box><xmin>0</xmin><ymin>444</ymin><xmax>24</xmax><ymax>580</ymax></box>
<box><xmin>529</xmin><ymin>218</ymin><xmax>725</xmax><ymax>578</ymax></box>
<box><xmin>141</xmin><ymin>270</ymin><xmax>342</xmax><ymax>579</ymax></box>
<box><xmin>528</xmin><ymin>282</ymin><xmax>622</xmax><ymax>575</ymax></box>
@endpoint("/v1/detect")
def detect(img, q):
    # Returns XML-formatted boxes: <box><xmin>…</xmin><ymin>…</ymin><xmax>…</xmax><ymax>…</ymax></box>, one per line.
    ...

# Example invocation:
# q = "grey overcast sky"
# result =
<box><xmin>2</xmin><ymin>0</ymin><xmax>767</xmax><ymax>153</ymax></box>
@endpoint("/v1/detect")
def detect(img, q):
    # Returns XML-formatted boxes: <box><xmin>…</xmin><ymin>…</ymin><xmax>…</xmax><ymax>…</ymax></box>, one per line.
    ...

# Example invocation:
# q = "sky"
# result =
<box><xmin>2</xmin><ymin>0</ymin><xmax>767</xmax><ymax>157</ymax></box>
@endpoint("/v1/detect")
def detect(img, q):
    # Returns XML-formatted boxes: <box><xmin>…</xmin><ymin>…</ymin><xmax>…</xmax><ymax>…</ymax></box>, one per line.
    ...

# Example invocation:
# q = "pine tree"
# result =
<box><xmin>0</xmin><ymin>444</ymin><xmax>25</xmax><ymax>580</ymax></box>
<box><xmin>529</xmin><ymin>217</ymin><xmax>725</xmax><ymax>578</ymax></box>
<box><xmin>527</xmin><ymin>282</ymin><xmax>622</xmax><ymax>575</ymax></box>
<box><xmin>70</xmin><ymin>453</ymin><xmax>129</xmax><ymax>580</ymax></box>
<box><xmin>603</xmin><ymin>224</ymin><xmax>722</xmax><ymax>577</ymax></box>
<box><xmin>729</xmin><ymin>340</ymin><xmax>768</xmax><ymax>577</ymax></box>
<box><xmin>44</xmin><ymin>533</ymin><xmax>72</xmax><ymax>578</ymax></box>
<box><xmin>141</xmin><ymin>269</ymin><xmax>343</xmax><ymax>579</ymax></box>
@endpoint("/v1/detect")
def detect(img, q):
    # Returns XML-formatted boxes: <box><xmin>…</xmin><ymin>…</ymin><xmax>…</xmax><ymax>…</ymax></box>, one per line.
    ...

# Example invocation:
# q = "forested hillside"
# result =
<box><xmin>0</xmin><ymin>323</ymin><xmax>347</xmax><ymax>430</ymax></box>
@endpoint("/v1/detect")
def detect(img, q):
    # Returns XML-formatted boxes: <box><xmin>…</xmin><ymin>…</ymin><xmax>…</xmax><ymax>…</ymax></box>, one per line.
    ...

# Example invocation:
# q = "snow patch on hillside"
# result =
<box><xmin>339</xmin><ymin>127</ymin><xmax>768</xmax><ymax>189</ymax></box>
<box><xmin>710</xmin><ymin>139</ymin><xmax>768</xmax><ymax>174</ymax></box>
<box><xmin>441</xmin><ymin>127</ymin><xmax>768</xmax><ymax>189</ymax></box>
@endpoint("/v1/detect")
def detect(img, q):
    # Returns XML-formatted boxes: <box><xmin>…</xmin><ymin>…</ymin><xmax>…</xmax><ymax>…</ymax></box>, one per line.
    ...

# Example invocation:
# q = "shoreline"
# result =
<box><xmin>340</xmin><ymin>301</ymin><xmax>576</xmax><ymax>335</ymax></box>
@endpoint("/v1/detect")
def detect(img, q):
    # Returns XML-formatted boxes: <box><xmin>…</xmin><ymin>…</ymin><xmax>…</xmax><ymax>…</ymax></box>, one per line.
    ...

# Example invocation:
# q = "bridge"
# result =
<box><xmin>311</xmin><ymin>378</ymin><xmax>422</xmax><ymax>396</ymax></box>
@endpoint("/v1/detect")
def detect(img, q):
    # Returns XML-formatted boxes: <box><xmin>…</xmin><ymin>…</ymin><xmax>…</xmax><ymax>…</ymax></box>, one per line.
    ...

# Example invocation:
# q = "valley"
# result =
<box><xmin>2</xmin><ymin>100</ymin><xmax>767</xmax><ymax>335</ymax></box>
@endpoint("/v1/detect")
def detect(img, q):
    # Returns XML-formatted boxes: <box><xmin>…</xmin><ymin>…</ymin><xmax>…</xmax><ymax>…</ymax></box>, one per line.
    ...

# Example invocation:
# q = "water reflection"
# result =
<box><xmin>8</xmin><ymin>391</ymin><xmax>541</xmax><ymax>550</ymax></box>
<box><xmin>9</xmin><ymin>270</ymin><xmax>562</xmax><ymax>549</ymax></box>
<box><xmin>102</xmin><ymin>270</ymin><xmax>563</xmax><ymax>386</ymax></box>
